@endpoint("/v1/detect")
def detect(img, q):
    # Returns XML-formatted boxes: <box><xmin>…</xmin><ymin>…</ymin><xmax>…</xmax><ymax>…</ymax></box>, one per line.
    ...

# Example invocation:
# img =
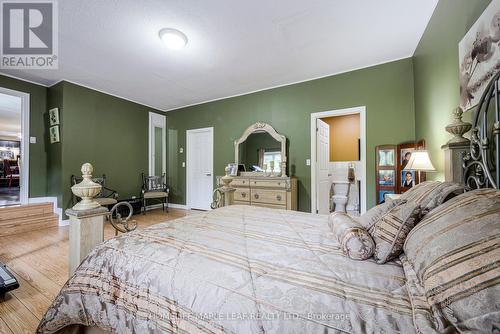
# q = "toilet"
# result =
<box><xmin>330</xmin><ymin>181</ymin><xmax>350</xmax><ymax>213</ymax></box>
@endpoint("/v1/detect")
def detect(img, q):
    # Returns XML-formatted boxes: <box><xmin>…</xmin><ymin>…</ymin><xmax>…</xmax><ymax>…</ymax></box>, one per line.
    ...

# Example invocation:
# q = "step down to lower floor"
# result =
<box><xmin>0</xmin><ymin>203</ymin><xmax>59</xmax><ymax>237</ymax></box>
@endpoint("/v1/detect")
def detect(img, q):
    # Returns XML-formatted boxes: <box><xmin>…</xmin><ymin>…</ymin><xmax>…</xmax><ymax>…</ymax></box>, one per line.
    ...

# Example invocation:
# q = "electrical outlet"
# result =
<box><xmin>182</xmin><ymin>162</ymin><xmax>186</xmax><ymax>167</ymax></box>
<box><xmin>179</xmin><ymin>147</ymin><xmax>183</xmax><ymax>153</ymax></box>
<box><xmin>29</xmin><ymin>137</ymin><xmax>36</xmax><ymax>144</ymax></box>
<box><xmin>306</xmin><ymin>159</ymin><xmax>311</xmax><ymax>166</ymax></box>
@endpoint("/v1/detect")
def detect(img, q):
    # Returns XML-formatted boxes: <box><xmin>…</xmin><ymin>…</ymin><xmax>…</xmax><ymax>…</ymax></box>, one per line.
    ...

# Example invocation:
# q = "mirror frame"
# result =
<box><xmin>234</xmin><ymin>122</ymin><xmax>286</xmax><ymax>170</ymax></box>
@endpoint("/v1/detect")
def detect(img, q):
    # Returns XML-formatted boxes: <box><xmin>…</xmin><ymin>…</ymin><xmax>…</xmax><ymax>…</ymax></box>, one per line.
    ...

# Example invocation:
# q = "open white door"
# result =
<box><xmin>186</xmin><ymin>127</ymin><xmax>213</xmax><ymax>210</ymax></box>
<box><xmin>316</xmin><ymin>119</ymin><xmax>330</xmax><ymax>214</ymax></box>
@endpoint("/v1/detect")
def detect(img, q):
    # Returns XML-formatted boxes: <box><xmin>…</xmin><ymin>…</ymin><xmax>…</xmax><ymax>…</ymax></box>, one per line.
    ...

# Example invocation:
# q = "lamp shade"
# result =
<box><xmin>403</xmin><ymin>150</ymin><xmax>436</xmax><ymax>171</ymax></box>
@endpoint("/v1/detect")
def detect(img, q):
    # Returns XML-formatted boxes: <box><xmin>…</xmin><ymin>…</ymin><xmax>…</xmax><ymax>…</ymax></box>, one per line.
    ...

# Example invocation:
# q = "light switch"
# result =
<box><xmin>306</xmin><ymin>159</ymin><xmax>311</xmax><ymax>166</ymax></box>
<box><xmin>179</xmin><ymin>147</ymin><xmax>183</xmax><ymax>153</ymax></box>
<box><xmin>182</xmin><ymin>162</ymin><xmax>185</xmax><ymax>167</ymax></box>
<box><xmin>29</xmin><ymin>137</ymin><xmax>36</xmax><ymax>144</ymax></box>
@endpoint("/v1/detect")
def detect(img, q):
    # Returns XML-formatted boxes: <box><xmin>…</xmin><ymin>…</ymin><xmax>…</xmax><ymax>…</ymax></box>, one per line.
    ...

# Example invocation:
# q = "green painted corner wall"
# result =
<box><xmin>50</xmin><ymin>82</ymin><xmax>164</xmax><ymax>215</ymax></box>
<box><xmin>167</xmin><ymin>58</ymin><xmax>416</xmax><ymax>212</ymax></box>
<box><xmin>0</xmin><ymin>74</ymin><xmax>48</xmax><ymax>197</ymax></box>
<box><xmin>413</xmin><ymin>0</ymin><xmax>492</xmax><ymax>180</ymax></box>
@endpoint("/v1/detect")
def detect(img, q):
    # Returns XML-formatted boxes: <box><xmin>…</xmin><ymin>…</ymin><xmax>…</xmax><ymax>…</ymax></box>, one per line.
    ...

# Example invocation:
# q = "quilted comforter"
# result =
<box><xmin>37</xmin><ymin>205</ymin><xmax>420</xmax><ymax>334</ymax></box>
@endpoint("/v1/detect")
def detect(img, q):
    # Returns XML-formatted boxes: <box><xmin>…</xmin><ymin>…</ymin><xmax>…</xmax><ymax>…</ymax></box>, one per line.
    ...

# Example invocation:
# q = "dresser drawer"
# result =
<box><xmin>249</xmin><ymin>179</ymin><xmax>287</xmax><ymax>189</ymax></box>
<box><xmin>251</xmin><ymin>189</ymin><xmax>287</xmax><ymax>205</ymax></box>
<box><xmin>234</xmin><ymin>188</ymin><xmax>250</xmax><ymax>202</ymax></box>
<box><xmin>231</xmin><ymin>178</ymin><xmax>250</xmax><ymax>187</ymax></box>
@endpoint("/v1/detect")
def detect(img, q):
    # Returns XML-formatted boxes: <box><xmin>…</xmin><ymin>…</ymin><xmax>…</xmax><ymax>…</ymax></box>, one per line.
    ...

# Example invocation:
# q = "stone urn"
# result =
<box><xmin>445</xmin><ymin>107</ymin><xmax>472</xmax><ymax>144</ymax></box>
<box><xmin>71</xmin><ymin>163</ymin><xmax>102</xmax><ymax>210</ymax></box>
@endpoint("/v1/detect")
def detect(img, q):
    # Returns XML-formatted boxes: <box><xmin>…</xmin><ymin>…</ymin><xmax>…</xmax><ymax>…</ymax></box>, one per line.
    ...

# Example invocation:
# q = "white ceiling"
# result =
<box><xmin>0</xmin><ymin>92</ymin><xmax>21</xmax><ymax>137</ymax></box>
<box><xmin>0</xmin><ymin>0</ymin><xmax>438</xmax><ymax>111</ymax></box>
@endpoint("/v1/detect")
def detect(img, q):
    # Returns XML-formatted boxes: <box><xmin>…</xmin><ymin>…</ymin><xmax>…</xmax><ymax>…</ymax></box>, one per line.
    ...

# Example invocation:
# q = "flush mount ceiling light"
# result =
<box><xmin>159</xmin><ymin>28</ymin><xmax>188</xmax><ymax>50</ymax></box>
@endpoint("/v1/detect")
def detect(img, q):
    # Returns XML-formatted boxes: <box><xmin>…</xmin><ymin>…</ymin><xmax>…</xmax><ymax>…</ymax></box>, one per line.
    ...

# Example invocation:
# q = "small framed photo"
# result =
<box><xmin>49</xmin><ymin>125</ymin><xmax>60</xmax><ymax>143</ymax></box>
<box><xmin>379</xmin><ymin>190</ymin><xmax>394</xmax><ymax>204</ymax></box>
<box><xmin>378</xmin><ymin>170</ymin><xmax>395</xmax><ymax>186</ymax></box>
<box><xmin>401</xmin><ymin>170</ymin><xmax>415</xmax><ymax>188</ymax></box>
<box><xmin>49</xmin><ymin>108</ymin><xmax>60</xmax><ymax>126</ymax></box>
<box><xmin>378</xmin><ymin>149</ymin><xmax>395</xmax><ymax>167</ymax></box>
<box><xmin>227</xmin><ymin>163</ymin><xmax>238</xmax><ymax>176</ymax></box>
<box><xmin>400</xmin><ymin>148</ymin><xmax>414</xmax><ymax>169</ymax></box>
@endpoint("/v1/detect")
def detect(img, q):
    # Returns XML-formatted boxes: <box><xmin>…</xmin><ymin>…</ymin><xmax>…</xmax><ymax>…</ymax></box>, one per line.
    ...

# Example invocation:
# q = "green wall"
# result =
<box><xmin>167</xmin><ymin>58</ymin><xmax>416</xmax><ymax>212</ymax></box>
<box><xmin>47</xmin><ymin>81</ymin><xmax>163</xmax><ymax>215</ymax></box>
<box><xmin>0</xmin><ymin>74</ymin><xmax>48</xmax><ymax>197</ymax></box>
<box><xmin>413</xmin><ymin>0</ymin><xmax>492</xmax><ymax>180</ymax></box>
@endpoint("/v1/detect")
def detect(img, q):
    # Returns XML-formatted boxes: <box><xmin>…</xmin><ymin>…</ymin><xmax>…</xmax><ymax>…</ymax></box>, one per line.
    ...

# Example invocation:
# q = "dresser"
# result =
<box><xmin>217</xmin><ymin>175</ymin><xmax>297</xmax><ymax>210</ymax></box>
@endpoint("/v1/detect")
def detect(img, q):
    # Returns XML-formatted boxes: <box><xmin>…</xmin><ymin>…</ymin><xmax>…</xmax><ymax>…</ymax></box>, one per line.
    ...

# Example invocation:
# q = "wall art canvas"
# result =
<box><xmin>459</xmin><ymin>0</ymin><xmax>500</xmax><ymax>111</ymax></box>
<box><xmin>49</xmin><ymin>108</ymin><xmax>60</xmax><ymax>126</ymax></box>
<box><xmin>49</xmin><ymin>125</ymin><xmax>60</xmax><ymax>143</ymax></box>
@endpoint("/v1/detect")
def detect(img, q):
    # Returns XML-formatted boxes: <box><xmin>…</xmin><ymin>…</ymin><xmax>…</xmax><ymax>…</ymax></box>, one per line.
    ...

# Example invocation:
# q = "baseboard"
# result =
<box><xmin>28</xmin><ymin>196</ymin><xmax>64</xmax><ymax>225</ymax></box>
<box><xmin>168</xmin><ymin>203</ymin><xmax>188</xmax><ymax>210</ymax></box>
<box><xmin>59</xmin><ymin>219</ymin><xmax>70</xmax><ymax>226</ymax></box>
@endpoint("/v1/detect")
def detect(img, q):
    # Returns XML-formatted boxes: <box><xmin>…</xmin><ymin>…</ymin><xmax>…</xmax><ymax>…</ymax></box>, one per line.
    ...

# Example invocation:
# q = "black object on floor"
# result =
<box><xmin>0</xmin><ymin>262</ymin><xmax>19</xmax><ymax>296</ymax></box>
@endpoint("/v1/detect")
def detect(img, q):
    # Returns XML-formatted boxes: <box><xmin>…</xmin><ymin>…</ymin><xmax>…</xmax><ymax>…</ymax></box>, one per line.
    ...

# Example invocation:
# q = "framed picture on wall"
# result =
<box><xmin>49</xmin><ymin>108</ymin><xmax>60</xmax><ymax>126</ymax></box>
<box><xmin>379</xmin><ymin>190</ymin><xmax>394</xmax><ymax>204</ymax></box>
<box><xmin>49</xmin><ymin>125</ymin><xmax>60</xmax><ymax>144</ymax></box>
<box><xmin>401</xmin><ymin>170</ymin><xmax>415</xmax><ymax>188</ymax></box>
<box><xmin>378</xmin><ymin>170</ymin><xmax>395</xmax><ymax>186</ymax></box>
<box><xmin>378</xmin><ymin>148</ymin><xmax>395</xmax><ymax>167</ymax></box>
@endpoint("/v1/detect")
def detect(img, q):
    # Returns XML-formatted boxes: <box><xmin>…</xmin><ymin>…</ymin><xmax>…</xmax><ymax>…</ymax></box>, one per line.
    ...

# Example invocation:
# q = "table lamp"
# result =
<box><xmin>403</xmin><ymin>150</ymin><xmax>436</xmax><ymax>185</ymax></box>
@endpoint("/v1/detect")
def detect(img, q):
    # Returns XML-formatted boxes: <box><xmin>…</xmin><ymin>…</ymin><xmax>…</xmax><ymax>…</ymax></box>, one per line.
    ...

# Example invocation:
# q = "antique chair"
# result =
<box><xmin>141</xmin><ymin>173</ymin><xmax>169</xmax><ymax>214</ymax></box>
<box><xmin>71</xmin><ymin>174</ymin><xmax>119</xmax><ymax>208</ymax></box>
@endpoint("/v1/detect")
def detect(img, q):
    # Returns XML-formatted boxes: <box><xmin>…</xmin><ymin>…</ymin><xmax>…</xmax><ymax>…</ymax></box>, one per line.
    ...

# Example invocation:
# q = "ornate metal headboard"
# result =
<box><xmin>463</xmin><ymin>71</ymin><xmax>500</xmax><ymax>189</ymax></box>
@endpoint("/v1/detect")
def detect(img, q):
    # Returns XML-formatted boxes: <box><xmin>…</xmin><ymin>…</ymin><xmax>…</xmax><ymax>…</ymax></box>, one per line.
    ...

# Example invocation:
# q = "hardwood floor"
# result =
<box><xmin>0</xmin><ymin>208</ymin><xmax>193</xmax><ymax>333</ymax></box>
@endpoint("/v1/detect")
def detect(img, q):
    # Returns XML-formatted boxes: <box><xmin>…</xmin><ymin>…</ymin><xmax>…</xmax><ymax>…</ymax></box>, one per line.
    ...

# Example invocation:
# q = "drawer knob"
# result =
<box><xmin>242</xmin><ymin>181</ymin><xmax>245</xmax><ymax>184</ymax></box>
<box><xmin>241</xmin><ymin>192</ymin><xmax>246</xmax><ymax>198</ymax></box>
<box><xmin>254</xmin><ymin>194</ymin><xmax>259</xmax><ymax>199</ymax></box>
<box><xmin>276</xmin><ymin>195</ymin><xmax>282</xmax><ymax>201</ymax></box>
<box><xmin>278</xmin><ymin>182</ymin><xmax>281</xmax><ymax>186</ymax></box>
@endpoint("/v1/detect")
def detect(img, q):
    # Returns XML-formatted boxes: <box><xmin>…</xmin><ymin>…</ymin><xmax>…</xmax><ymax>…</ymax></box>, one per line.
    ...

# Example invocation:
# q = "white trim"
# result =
<box><xmin>28</xmin><ymin>196</ymin><xmax>63</xmax><ymax>224</ymax></box>
<box><xmin>168</xmin><ymin>203</ymin><xmax>188</xmax><ymax>210</ymax></box>
<box><xmin>0</xmin><ymin>86</ymin><xmax>30</xmax><ymax>204</ymax></box>
<box><xmin>0</xmin><ymin>71</ymin><xmax>50</xmax><ymax>87</ymax></box>
<box><xmin>164</xmin><ymin>56</ymin><xmax>411</xmax><ymax>112</ymax></box>
<box><xmin>186</xmin><ymin>127</ymin><xmax>214</xmax><ymax>210</ymax></box>
<box><xmin>148</xmin><ymin>112</ymin><xmax>167</xmax><ymax>176</ymax></box>
<box><xmin>5</xmin><ymin>56</ymin><xmax>410</xmax><ymax>113</ymax></box>
<box><xmin>310</xmin><ymin>106</ymin><xmax>367</xmax><ymax>214</ymax></box>
<box><xmin>59</xmin><ymin>219</ymin><xmax>70</xmax><ymax>226</ymax></box>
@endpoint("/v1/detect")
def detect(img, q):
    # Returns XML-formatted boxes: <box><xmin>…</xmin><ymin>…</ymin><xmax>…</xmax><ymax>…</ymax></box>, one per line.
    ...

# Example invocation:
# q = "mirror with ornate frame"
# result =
<box><xmin>234</xmin><ymin>122</ymin><xmax>287</xmax><ymax>176</ymax></box>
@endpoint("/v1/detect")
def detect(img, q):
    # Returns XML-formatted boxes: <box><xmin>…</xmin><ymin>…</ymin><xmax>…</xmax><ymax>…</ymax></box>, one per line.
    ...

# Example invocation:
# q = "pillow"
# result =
<box><xmin>399</xmin><ymin>181</ymin><xmax>466</xmax><ymax>216</ymax></box>
<box><xmin>356</xmin><ymin>198</ymin><xmax>405</xmax><ymax>233</ymax></box>
<box><xmin>400</xmin><ymin>254</ymin><xmax>452</xmax><ymax>333</ymax></box>
<box><xmin>329</xmin><ymin>212</ymin><xmax>374</xmax><ymax>260</ymax></box>
<box><xmin>404</xmin><ymin>189</ymin><xmax>500</xmax><ymax>332</ymax></box>
<box><xmin>371</xmin><ymin>201</ymin><xmax>421</xmax><ymax>264</ymax></box>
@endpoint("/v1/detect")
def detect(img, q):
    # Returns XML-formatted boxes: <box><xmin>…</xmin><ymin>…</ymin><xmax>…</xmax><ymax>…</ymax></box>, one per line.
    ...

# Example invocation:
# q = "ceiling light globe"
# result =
<box><xmin>159</xmin><ymin>28</ymin><xmax>188</xmax><ymax>50</ymax></box>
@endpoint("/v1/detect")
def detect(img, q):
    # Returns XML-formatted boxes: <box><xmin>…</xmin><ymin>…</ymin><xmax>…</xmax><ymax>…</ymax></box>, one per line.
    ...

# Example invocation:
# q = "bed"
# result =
<box><xmin>38</xmin><ymin>205</ymin><xmax>418</xmax><ymax>333</ymax></box>
<box><xmin>38</xmin><ymin>74</ymin><xmax>500</xmax><ymax>334</ymax></box>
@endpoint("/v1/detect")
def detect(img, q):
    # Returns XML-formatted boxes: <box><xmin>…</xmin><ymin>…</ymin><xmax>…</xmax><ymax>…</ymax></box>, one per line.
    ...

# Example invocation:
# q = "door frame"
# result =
<box><xmin>148</xmin><ymin>112</ymin><xmax>166</xmax><ymax>176</ymax></box>
<box><xmin>186</xmin><ymin>127</ymin><xmax>214</xmax><ymax>210</ymax></box>
<box><xmin>310</xmin><ymin>106</ymin><xmax>366</xmax><ymax>214</ymax></box>
<box><xmin>0</xmin><ymin>86</ymin><xmax>30</xmax><ymax>204</ymax></box>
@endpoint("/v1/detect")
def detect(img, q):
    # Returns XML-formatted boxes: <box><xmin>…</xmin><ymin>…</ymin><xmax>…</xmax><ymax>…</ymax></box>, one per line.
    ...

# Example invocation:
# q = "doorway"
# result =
<box><xmin>311</xmin><ymin>106</ymin><xmax>366</xmax><ymax>215</ymax></box>
<box><xmin>149</xmin><ymin>112</ymin><xmax>166</xmax><ymax>177</ymax></box>
<box><xmin>0</xmin><ymin>87</ymin><xmax>29</xmax><ymax>207</ymax></box>
<box><xmin>186</xmin><ymin>127</ymin><xmax>213</xmax><ymax>210</ymax></box>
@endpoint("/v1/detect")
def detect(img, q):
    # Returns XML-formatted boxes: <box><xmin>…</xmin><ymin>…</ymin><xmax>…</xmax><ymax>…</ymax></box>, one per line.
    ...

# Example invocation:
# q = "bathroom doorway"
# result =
<box><xmin>0</xmin><ymin>87</ymin><xmax>30</xmax><ymax>207</ymax></box>
<box><xmin>310</xmin><ymin>107</ymin><xmax>366</xmax><ymax>215</ymax></box>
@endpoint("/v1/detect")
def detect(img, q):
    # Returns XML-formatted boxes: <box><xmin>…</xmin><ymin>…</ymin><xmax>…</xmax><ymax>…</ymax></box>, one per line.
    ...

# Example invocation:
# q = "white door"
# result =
<box><xmin>187</xmin><ymin>127</ymin><xmax>213</xmax><ymax>210</ymax></box>
<box><xmin>149</xmin><ymin>113</ymin><xmax>166</xmax><ymax>177</ymax></box>
<box><xmin>316</xmin><ymin>119</ymin><xmax>330</xmax><ymax>214</ymax></box>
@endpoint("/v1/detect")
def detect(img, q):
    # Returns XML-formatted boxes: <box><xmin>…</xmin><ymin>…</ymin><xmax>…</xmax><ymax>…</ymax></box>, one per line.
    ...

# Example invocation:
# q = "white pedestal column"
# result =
<box><xmin>66</xmin><ymin>207</ymin><xmax>108</xmax><ymax>276</ymax></box>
